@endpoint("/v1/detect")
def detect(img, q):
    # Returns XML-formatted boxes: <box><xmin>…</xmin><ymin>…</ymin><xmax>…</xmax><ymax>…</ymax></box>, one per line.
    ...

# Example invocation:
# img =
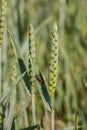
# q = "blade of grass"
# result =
<box><xmin>20</xmin><ymin>125</ymin><xmax>39</xmax><ymax>130</ymax></box>
<box><xmin>0</xmin><ymin>71</ymin><xmax>26</xmax><ymax>104</ymax></box>
<box><xmin>7</xmin><ymin>87</ymin><xmax>16</xmax><ymax>130</ymax></box>
<box><xmin>8</xmin><ymin>29</ymin><xmax>32</xmax><ymax>95</ymax></box>
<box><xmin>18</xmin><ymin>58</ymin><xmax>31</xmax><ymax>94</ymax></box>
<box><xmin>0</xmin><ymin>88</ymin><xmax>10</xmax><ymax>104</ymax></box>
<box><xmin>74</xmin><ymin>111</ymin><xmax>78</xmax><ymax>130</ymax></box>
<box><xmin>0</xmin><ymin>48</ymin><xmax>1</xmax><ymax>94</ymax></box>
<box><xmin>15</xmin><ymin>98</ymin><xmax>31</xmax><ymax>119</ymax></box>
<box><xmin>11</xmin><ymin>119</ymin><xmax>16</xmax><ymax>130</ymax></box>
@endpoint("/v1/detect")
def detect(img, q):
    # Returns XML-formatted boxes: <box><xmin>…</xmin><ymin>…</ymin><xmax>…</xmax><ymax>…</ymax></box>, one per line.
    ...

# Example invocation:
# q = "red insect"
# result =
<box><xmin>35</xmin><ymin>72</ymin><xmax>44</xmax><ymax>83</ymax></box>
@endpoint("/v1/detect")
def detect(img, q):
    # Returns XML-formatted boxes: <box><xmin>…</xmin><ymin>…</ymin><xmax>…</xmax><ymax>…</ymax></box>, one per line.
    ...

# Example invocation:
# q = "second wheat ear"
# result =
<box><xmin>28</xmin><ymin>22</ymin><xmax>36</xmax><ymax>125</ymax></box>
<box><xmin>28</xmin><ymin>23</ymin><xmax>36</xmax><ymax>91</ymax></box>
<box><xmin>0</xmin><ymin>0</ymin><xmax>7</xmax><ymax>47</ymax></box>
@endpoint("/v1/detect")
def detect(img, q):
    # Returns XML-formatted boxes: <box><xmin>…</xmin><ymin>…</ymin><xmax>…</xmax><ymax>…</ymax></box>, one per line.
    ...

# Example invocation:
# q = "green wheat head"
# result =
<box><xmin>10</xmin><ymin>65</ymin><xmax>17</xmax><ymax>85</ymax></box>
<box><xmin>28</xmin><ymin>23</ymin><xmax>36</xmax><ymax>91</ymax></box>
<box><xmin>9</xmin><ymin>65</ymin><xmax>17</xmax><ymax>119</ymax></box>
<box><xmin>48</xmin><ymin>23</ymin><xmax>59</xmax><ymax>98</ymax></box>
<box><xmin>0</xmin><ymin>0</ymin><xmax>7</xmax><ymax>47</ymax></box>
<box><xmin>7</xmin><ymin>65</ymin><xmax>17</xmax><ymax>130</ymax></box>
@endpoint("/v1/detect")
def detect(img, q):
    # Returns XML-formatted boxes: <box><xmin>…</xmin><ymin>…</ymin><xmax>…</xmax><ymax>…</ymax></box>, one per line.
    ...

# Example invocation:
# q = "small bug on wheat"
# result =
<box><xmin>35</xmin><ymin>71</ymin><xmax>44</xmax><ymax>84</ymax></box>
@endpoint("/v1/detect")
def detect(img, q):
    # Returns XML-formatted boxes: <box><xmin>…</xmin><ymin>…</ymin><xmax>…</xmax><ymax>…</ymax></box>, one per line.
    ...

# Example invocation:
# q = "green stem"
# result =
<box><xmin>32</xmin><ymin>89</ymin><xmax>36</xmax><ymax>125</ymax></box>
<box><xmin>0</xmin><ymin>47</ymin><xmax>1</xmax><ymax>94</ymax></box>
<box><xmin>20</xmin><ymin>86</ymin><xmax>29</xmax><ymax>127</ymax></box>
<box><xmin>7</xmin><ymin>88</ymin><xmax>16</xmax><ymax>130</ymax></box>
<box><xmin>51</xmin><ymin>98</ymin><xmax>54</xmax><ymax>130</ymax></box>
<box><xmin>0</xmin><ymin>47</ymin><xmax>3</xmax><ymax>130</ymax></box>
<box><xmin>24</xmin><ymin>110</ymin><xmax>29</xmax><ymax>127</ymax></box>
<box><xmin>45</xmin><ymin>108</ymin><xmax>48</xmax><ymax>129</ymax></box>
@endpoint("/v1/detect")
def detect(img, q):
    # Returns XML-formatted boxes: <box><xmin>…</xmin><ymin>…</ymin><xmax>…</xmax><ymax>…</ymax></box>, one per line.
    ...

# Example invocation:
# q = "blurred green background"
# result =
<box><xmin>2</xmin><ymin>0</ymin><xmax>87</xmax><ymax>129</ymax></box>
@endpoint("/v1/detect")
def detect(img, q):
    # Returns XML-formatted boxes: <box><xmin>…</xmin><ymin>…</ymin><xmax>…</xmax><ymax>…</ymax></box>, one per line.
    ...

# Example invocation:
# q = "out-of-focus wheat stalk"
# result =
<box><xmin>0</xmin><ymin>49</ymin><xmax>1</xmax><ymax>94</ymax></box>
<box><xmin>28</xmin><ymin>23</ymin><xmax>36</xmax><ymax>125</ymax></box>
<box><xmin>0</xmin><ymin>1</ymin><xmax>7</xmax><ymax>129</ymax></box>
<box><xmin>0</xmin><ymin>0</ymin><xmax>7</xmax><ymax>93</ymax></box>
<box><xmin>7</xmin><ymin>66</ymin><xmax>17</xmax><ymax>130</ymax></box>
<box><xmin>0</xmin><ymin>0</ymin><xmax>7</xmax><ymax>47</ymax></box>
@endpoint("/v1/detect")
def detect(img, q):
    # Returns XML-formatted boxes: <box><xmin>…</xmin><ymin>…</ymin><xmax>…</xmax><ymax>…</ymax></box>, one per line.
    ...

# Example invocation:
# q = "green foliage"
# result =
<box><xmin>0</xmin><ymin>0</ymin><xmax>87</xmax><ymax>130</ymax></box>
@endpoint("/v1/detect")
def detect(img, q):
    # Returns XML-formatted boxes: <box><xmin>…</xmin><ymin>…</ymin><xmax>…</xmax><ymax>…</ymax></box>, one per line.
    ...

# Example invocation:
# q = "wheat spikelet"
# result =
<box><xmin>7</xmin><ymin>65</ymin><xmax>17</xmax><ymax>130</ymax></box>
<box><xmin>28</xmin><ymin>22</ymin><xmax>36</xmax><ymax>124</ymax></box>
<box><xmin>0</xmin><ymin>0</ymin><xmax>7</xmax><ymax>47</ymax></box>
<box><xmin>28</xmin><ymin>23</ymin><xmax>36</xmax><ymax>91</ymax></box>
<box><xmin>10</xmin><ymin>66</ymin><xmax>17</xmax><ymax>85</ymax></box>
<box><xmin>48</xmin><ymin>23</ymin><xmax>59</xmax><ymax>98</ymax></box>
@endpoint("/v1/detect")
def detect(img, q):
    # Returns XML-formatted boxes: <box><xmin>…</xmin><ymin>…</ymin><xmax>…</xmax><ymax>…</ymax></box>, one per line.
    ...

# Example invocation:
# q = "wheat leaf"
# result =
<box><xmin>0</xmin><ymin>88</ymin><xmax>10</xmax><ymax>104</ymax></box>
<box><xmin>8</xmin><ymin>29</ymin><xmax>32</xmax><ymax>94</ymax></box>
<box><xmin>20</xmin><ymin>125</ymin><xmax>39</xmax><ymax>130</ymax></box>
<box><xmin>18</xmin><ymin>58</ymin><xmax>31</xmax><ymax>94</ymax></box>
<box><xmin>35</xmin><ymin>71</ymin><xmax>52</xmax><ymax>111</ymax></box>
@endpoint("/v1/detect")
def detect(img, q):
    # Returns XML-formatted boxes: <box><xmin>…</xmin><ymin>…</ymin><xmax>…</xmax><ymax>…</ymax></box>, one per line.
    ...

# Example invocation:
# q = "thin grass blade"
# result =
<box><xmin>15</xmin><ymin>98</ymin><xmax>31</xmax><ymax>119</ymax></box>
<box><xmin>11</xmin><ymin>119</ymin><xmax>15</xmax><ymax>130</ymax></box>
<box><xmin>0</xmin><ymin>88</ymin><xmax>10</xmax><ymax>104</ymax></box>
<box><xmin>20</xmin><ymin>125</ymin><xmax>39</xmax><ymax>130</ymax></box>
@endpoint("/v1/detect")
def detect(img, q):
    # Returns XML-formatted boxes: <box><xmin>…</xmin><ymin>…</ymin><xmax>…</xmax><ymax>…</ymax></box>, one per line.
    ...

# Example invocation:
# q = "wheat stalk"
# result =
<box><xmin>7</xmin><ymin>66</ymin><xmax>17</xmax><ymax>130</ymax></box>
<box><xmin>0</xmin><ymin>0</ymin><xmax>7</xmax><ymax>94</ymax></box>
<box><xmin>0</xmin><ymin>1</ymin><xmax>7</xmax><ymax>129</ymax></box>
<box><xmin>0</xmin><ymin>0</ymin><xmax>7</xmax><ymax>47</ymax></box>
<box><xmin>28</xmin><ymin>22</ymin><xmax>36</xmax><ymax>124</ymax></box>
